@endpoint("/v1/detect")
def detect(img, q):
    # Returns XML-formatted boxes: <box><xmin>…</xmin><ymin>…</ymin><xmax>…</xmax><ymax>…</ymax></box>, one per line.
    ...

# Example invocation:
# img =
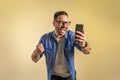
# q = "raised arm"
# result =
<box><xmin>31</xmin><ymin>43</ymin><xmax>44</xmax><ymax>63</ymax></box>
<box><xmin>75</xmin><ymin>31</ymin><xmax>91</xmax><ymax>54</ymax></box>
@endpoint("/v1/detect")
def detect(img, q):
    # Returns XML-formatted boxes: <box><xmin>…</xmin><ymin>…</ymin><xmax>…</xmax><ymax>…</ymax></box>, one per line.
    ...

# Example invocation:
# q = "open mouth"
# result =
<box><xmin>60</xmin><ymin>27</ymin><xmax>66</xmax><ymax>33</ymax></box>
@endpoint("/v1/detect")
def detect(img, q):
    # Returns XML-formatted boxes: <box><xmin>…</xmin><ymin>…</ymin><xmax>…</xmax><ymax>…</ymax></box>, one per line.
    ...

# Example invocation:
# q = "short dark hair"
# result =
<box><xmin>54</xmin><ymin>11</ymin><xmax>68</xmax><ymax>21</ymax></box>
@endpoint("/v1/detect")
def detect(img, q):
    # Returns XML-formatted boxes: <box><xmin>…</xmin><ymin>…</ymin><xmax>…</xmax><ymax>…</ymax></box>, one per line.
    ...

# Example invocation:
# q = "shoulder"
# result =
<box><xmin>66</xmin><ymin>30</ymin><xmax>75</xmax><ymax>37</ymax></box>
<box><xmin>39</xmin><ymin>31</ymin><xmax>54</xmax><ymax>44</ymax></box>
<box><xmin>41</xmin><ymin>31</ymin><xmax>53</xmax><ymax>39</ymax></box>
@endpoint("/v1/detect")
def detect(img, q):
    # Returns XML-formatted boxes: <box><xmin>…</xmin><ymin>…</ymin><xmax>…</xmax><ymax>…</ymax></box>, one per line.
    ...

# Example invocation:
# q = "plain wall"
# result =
<box><xmin>0</xmin><ymin>0</ymin><xmax>120</xmax><ymax>80</ymax></box>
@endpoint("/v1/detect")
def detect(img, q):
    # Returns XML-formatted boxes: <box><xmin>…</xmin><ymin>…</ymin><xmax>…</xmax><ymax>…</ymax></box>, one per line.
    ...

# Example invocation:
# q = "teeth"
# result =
<box><xmin>60</xmin><ymin>28</ymin><xmax>65</xmax><ymax>30</ymax></box>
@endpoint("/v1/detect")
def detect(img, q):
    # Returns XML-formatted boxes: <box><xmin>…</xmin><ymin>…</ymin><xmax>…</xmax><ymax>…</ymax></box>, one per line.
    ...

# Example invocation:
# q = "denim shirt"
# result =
<box><xmin>39</xmin><ymin>30</ymin><xmax>82</xmax><ymax>80</ymax></box>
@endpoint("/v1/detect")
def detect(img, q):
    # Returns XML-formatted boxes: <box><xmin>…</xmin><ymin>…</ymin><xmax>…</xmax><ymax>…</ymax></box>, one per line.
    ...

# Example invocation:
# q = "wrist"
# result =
<box><xmin>81</xmin><ymin>41</ymin><xmax>88</xmax><ymax>48</ymax></box>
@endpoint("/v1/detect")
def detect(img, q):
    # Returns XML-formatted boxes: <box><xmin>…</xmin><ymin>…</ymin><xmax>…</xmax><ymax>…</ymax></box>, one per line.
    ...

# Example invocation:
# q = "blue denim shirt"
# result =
<box><xmin>39</xmin><ymin>30</ymin><xmax>82</xmax><ymax>80</ymax></box>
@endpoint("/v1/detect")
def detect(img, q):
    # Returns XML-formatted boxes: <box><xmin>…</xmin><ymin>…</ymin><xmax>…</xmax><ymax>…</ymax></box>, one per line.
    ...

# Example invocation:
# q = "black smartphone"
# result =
<box><xmin>75</xmin><ymin>24</ymin><xmax>84</xmax><ymax>33</ymax></box>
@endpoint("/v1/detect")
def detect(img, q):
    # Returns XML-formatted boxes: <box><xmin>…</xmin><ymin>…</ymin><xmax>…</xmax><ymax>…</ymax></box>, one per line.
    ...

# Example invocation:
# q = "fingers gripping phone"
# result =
<box><xmin>75</xmin><ymin>24</ymin><xmax>84</xmax><ymax>34</ymax></box>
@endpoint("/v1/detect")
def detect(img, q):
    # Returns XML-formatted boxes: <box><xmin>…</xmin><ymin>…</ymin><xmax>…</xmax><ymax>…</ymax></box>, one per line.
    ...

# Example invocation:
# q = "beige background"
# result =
<box><xmin>0</xmin><ymin>0</ymin><xmax>120</xmax><ymax>80</ymax></box>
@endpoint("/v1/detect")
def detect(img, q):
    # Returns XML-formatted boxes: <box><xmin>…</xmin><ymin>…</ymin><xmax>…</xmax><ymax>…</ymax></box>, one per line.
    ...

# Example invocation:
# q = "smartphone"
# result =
<box><xmin>75</xmin><ymin>24</ymin><xmax>84</xmax><ymax>33</ymax></box>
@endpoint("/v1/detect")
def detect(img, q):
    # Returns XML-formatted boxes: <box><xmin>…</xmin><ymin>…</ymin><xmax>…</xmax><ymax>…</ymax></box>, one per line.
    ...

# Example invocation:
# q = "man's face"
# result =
<box><xmin>53</xmin><ymin>15</ymin><xmax>71</xmax><ymax>37</ymax></box>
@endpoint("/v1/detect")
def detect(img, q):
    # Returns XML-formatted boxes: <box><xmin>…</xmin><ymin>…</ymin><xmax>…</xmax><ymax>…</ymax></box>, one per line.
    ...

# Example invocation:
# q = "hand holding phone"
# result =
<box><xmin>75</xmin><ymin>24</ymin><xmax>88</xmax><ymax>48</ymax></box>
<box><xmin>75</xmin><ymin>24</ymin><xmax>84</xmax><ymax>40</ymax></box>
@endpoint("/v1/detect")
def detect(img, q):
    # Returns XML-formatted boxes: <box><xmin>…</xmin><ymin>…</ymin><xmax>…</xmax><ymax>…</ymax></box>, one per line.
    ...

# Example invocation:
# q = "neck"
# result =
<box><xmin>54</xmin><ymin>30</ymin><xmax>64</xmax><ymax>39</ymax></box>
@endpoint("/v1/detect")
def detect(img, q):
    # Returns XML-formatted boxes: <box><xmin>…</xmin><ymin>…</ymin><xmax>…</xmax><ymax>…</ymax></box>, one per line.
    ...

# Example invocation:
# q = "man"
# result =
<box><xmin>31</xmin><ymin>11</ymin><xmax>91</xmax><ymax>80</ymax></box>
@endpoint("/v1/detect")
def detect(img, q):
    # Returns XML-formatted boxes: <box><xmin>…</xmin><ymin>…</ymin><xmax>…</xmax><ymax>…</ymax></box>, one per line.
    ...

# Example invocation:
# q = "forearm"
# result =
<box><xmin>81</xmin><ymin>42</ymin><xmax>91</xmax><ymax>54</ymax></box>
<box><xmin>31</xmin><ymin>49</ymin><xmax>41</xmax><ymax>63</ymax></box>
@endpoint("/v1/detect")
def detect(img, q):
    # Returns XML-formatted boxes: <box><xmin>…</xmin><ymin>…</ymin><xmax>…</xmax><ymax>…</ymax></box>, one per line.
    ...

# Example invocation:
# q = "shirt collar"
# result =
<box><xmin>52</xmin><ymin>30</ymin><xmax>68</xmax><ymax>40</ymax></box>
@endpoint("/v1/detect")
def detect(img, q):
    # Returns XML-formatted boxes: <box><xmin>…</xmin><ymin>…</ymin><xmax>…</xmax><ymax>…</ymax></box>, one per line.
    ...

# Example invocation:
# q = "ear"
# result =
<box><xmin>53</xmin><ymin>21</ymin><xmax>56</xmax><ymax>27</ymax></box>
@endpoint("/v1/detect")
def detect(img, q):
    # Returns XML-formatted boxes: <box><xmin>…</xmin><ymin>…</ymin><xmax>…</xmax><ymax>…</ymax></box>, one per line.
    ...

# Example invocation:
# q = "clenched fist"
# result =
<box><xmin>36</xmin><ymin>43</ymin><xmax>44</xmax><ymax>54</ymax></box>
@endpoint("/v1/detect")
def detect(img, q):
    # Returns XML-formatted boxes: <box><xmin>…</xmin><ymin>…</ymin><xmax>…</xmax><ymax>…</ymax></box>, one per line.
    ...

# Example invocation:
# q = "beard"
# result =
<box><xmin>56</xmin><ymin>26</ymin><xmax>68</xmax><ymax>36</ymax></box>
